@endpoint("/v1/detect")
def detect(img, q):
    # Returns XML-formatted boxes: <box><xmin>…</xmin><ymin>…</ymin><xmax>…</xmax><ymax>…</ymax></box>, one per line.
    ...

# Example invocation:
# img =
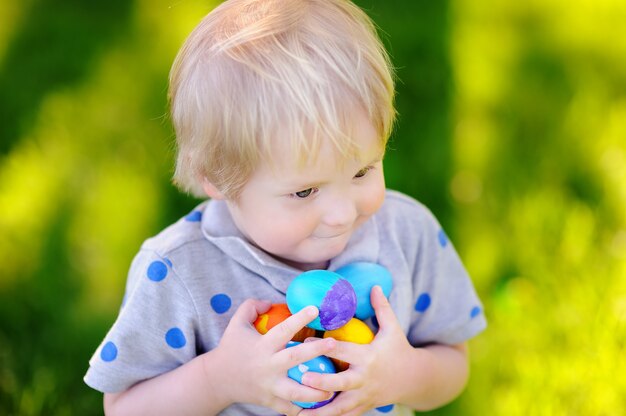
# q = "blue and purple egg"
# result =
<box><xmin>286</xmin><ymin>270</ymin><xmax>356</xmax><ymax>331</ymax></box>
<box><xmin>286</xmin><ymin>341</ymin><xmax>337</xmax><ymax>408</ymax></box>
<box><xmin>334</xmin><ymin>262</ymin><xmax>393</xmax><ymax>320</ymax></box>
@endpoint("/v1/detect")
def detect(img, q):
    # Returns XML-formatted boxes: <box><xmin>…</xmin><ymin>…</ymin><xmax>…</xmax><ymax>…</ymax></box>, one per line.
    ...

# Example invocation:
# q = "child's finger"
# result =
<box><xmin>230</xmin><ymin>299</ymin><xmax>272</xmax><ymax>326</ymax></box>
<box><xmin>266</xmin><ymin>305</ymin><xmax>319</xmax><ymax>345</ymax></box>
<box><xmin>267</xmin><ymin>397</ymin><xmax>304</xmax><ymax>416</ymax></box>
<box><xmin>339</xmin><ymin>404</ymin><xmax>369</xmax><ymax>416</ymax></box>
<box><xmin>301</xmin><ymin>368</ymin><xmax>360</xmax><ymax>393</ymax></box>
<box><xmin>320</xmin><ymin>339</ymin><xmax>365</xmax><ymax>366</ymax></box>
<box><xmin>273</xmin><ymin>377</ymin><xmax>335</xmax><ymax>406</ymax></box>
<box><xmin>299</xmin><ymin>394</ymin><xmax>365</xmax><ymax>416</ymax></box>
<box><xmin>275</xmin><ymin>337</ymin><xmax>336</xmax><ymax>369</ymax></box>
<box><xmin>371</xmin><ymin>285</ymin><xmax>400</xmax><ymax>332</ymax></box>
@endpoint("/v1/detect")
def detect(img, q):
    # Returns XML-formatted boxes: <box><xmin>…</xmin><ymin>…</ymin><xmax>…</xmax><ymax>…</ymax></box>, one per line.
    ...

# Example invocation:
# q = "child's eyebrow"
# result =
<box><xmin>275</xmin><ymin>148</ymin><xmax>385</xmax><ymax>192</ymax></box>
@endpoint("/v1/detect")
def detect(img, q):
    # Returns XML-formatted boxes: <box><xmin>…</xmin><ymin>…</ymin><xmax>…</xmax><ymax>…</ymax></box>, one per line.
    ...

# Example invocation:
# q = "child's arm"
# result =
<box><xmin>299</xmin><ymin>286</ymin><xmax>470</xmax><ymax>415</ymax></box>
<box><xmin>103</xmin><ymin>299</ymin><xmax>336</xmax><ymax>416</ymax></box>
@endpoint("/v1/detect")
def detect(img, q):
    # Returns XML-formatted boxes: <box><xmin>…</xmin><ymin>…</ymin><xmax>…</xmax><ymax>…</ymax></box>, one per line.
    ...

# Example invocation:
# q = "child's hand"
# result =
<box><xmin>298</xmin><ymin>286</ymin><xmax>416</xmax><ymax>416</ymax></box>
<box><xmin>211</xmin><ymin>299</ymin><xmax>337</xmax><ymax>416</ymax></box>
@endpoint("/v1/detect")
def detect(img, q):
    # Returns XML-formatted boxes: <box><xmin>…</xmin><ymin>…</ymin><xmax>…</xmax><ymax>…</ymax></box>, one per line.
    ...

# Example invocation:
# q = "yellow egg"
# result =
<box><xmin>324</xmin><ymin>318</ymin><xmax>374</xmax><ymax>343</ymax></box>
<box><xmin>323</xmin><ymin>318</ymin><xmax>374</xmax><ymax>371</ymax></box>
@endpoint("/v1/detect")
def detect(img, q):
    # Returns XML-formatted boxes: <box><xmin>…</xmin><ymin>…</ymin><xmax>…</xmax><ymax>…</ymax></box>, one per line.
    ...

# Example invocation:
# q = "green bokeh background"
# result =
<box><xmin>1</xmin><ymin>0</ymin><xmax>625</xmax><ymax>414</ymax></box>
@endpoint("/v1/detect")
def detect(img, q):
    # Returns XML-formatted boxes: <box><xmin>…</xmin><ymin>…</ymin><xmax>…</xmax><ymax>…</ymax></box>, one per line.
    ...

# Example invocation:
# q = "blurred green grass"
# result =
<box><xmin>1</xmin><ymin>0</ymin><xmax>625</xmax><ymax>414</ymax></box>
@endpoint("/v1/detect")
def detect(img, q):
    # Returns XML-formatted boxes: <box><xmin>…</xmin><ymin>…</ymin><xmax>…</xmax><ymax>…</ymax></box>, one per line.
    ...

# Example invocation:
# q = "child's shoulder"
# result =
<box><xmin>139</xmin><ymin>201</ymin><xmax>210</xmax><ymax>258</ymax></box>
<box><xmin>376</xmin><ymin>189</ymin><xmax>445</xmax><ymax>249</ymax></box>
<box><xmin>381</xmin><ymin>189</ymin><xmax>438</xmax><ymax>225</ymax></box>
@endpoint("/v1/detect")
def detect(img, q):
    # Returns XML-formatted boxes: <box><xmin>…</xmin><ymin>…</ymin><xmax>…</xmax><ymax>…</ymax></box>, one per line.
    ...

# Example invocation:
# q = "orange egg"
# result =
<box><xmin>254</xmin><ymin>303</ymin><xmax>316</xmax><ymax>342</ymax></box>
<box><xmin>323</xmin><ymin>318</ymin><xmax>374</xmax><ymax>371</ymax></box>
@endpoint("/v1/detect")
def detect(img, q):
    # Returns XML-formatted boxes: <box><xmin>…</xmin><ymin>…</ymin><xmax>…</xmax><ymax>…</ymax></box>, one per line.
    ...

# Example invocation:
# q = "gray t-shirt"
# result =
<box><xmin>84</xmin><ymin>190</ymin><xmax>487</xmax><ymax>415</ymax></box>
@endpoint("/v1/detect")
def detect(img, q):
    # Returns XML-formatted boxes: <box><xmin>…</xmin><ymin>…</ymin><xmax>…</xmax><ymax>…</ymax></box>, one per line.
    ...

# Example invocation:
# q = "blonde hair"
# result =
<box><xmin>169</xmin><ymin>0</ymin><xmax>396</xmax><ymax>199</ymax></box>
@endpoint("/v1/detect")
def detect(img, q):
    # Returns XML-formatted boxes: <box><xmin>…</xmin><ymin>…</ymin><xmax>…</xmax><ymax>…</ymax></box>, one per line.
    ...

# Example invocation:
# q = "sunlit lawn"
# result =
<box><xmin>0</xmin><ymin>0</ymin><xmax>625</xmax><ymax>414</ymax></box>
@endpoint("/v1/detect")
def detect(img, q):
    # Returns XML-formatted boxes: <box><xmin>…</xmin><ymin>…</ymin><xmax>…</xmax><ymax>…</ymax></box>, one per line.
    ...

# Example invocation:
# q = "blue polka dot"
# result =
<box><xmin>376</xmin><ymin>404</ymin><xmax>394</xmax><ymax>413</ymax></box>
<box><xmin>147</xmin><ymin>260</ymin><xmax>168</xmax><ymax>282</ymax></box>
<box><xmin>210</xmin><ymin>294</ymin><xmax>232</xmax><ymax>314</ymax></box>
<box><xmin>438</xmin><ymin>229</ymin><xmax>448</xmax><ymax>247</ymax></box>
<box><xmin>165</xmin><ymin>327</ymin><xmax>187</xmax><ymax>349</ymax></box>
<box><xmin>164</xmin><ymin>258</ymin><xmax>173</xmax><ymax>267</ymax></box>
<box><xmin>185</xmin><ymin>211</ymin><xmax>202</xmax><ymax>222</ymax></box>
<box><xmin>470</xmin><ymin>306</ymin><xmax>482</xmax><ymax>319</ymax></box>
<box><xmin>100</xmin><ymin>341</ymin><xmax>118</xmax><ymax>362</ymax></box>
<box><xmin>414</xmin><ymin>293</ymin><xmax>431</xmax><ymax>312</ymax></box>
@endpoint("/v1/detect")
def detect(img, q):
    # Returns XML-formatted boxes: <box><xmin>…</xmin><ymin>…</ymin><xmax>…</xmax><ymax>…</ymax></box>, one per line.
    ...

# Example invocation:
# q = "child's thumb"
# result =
<box><xmin>371</xmin><ymin>285</ymin><xmax>397</xmax><ymax>330</ymax></box>
<box><xmin>232</xmin><ymin>298</ymin><xmax>272</xmax><ymax>324</ymax></box>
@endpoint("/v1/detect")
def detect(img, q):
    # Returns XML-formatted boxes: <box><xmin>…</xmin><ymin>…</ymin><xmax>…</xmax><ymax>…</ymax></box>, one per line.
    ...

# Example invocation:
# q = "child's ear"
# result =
<box><xmin>202</xmin><ymin>178</ymin><xmax>225</xmax><ymax>200</ymax></box>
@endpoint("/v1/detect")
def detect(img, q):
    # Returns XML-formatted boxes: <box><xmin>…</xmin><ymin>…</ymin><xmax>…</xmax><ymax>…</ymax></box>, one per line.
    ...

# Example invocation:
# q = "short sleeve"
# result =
<box><xmin>407</xmin><ymin>210</ymin><xmax>487</xmax><ymax>346</ymax></box>
<box><xmin>84</xmin><ymin>249</ymin><xmax>199</xmax><ymax>393</ymax></box>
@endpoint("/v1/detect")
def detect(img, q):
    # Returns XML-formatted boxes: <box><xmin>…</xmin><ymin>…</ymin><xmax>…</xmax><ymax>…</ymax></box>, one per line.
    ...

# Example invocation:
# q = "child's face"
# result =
<box><xmin>226</xmin><ymin>109</ymin><xmax>386</xmax><ymax>271</ymax></box>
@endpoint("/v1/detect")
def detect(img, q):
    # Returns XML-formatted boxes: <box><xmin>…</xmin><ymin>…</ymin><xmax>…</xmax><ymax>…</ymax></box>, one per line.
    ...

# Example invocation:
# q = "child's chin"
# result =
<box><xmin>305</xmin><ymin>249</ymin><xmax>343</xmax><ymax>267</ymax></box>
<box><xmin>323</xmin><ymin>242</ymin><xmax>350</xmax><ymax>259</ymax></box>
<box><xmin>283</xmin><ymin>240</ymin><xmax>350</xmax><ymax>269</ymax></box>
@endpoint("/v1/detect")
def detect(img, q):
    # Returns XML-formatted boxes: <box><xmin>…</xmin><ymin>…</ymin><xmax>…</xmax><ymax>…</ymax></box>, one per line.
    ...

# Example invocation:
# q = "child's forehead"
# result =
<box><xmin>281</xmin><ymin>106</ymin><xmax>377</xmax><ymax>152</ymax></box>
<box><xmin>276</xmin><ymin>139</ymin><xmax>373</xmax><ymax>171</ymax></box>
<box><xmin>258</xmin><ymin>143</ymin><xmax>381</xmax><ymax>190</ymax></box>
<box><xmin>260</xmin><ymin>111</ymin><xmax>384</xmax><ymax>178</ymax></box>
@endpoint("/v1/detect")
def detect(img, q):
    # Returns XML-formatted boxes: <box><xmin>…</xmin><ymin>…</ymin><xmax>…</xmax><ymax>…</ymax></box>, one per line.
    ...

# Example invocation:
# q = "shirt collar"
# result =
<box><xmin>200</xmin><ymin>199</ymin><xmax>381</xmax><ymax>293</ymax></box>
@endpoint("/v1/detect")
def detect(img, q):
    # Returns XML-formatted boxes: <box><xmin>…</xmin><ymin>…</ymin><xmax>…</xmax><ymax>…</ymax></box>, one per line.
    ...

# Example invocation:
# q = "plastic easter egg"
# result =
<box><xmin>323</xmin><ymin>318</ymin><xmax>374</xmax><ymax>371</ymax></box>
<box><xmin>253</xmin><ymin>304</ymin><xmax>316</xmax><ymax>342</ymax></box>
<box><xmin>286</xmin><ymin>341</ymin><xmax>337</xmax><ymax>408</ymax></box>
<box><xmin>334</xmin><ymin>262</ymin><xmax>393</xmax><ymax>320</ymax></box>
<box><xmin>287</xmin><ymin>270</ymin><xmax>357</xmax><ymax>331</ymax></box>
<box><xmin>324</xmin><ymin>317</ymin><xmax>375</xmax><ymax>344</ymax></box>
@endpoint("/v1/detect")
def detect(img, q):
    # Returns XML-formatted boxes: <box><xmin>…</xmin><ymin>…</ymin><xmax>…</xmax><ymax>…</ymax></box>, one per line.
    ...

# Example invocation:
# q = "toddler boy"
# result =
<box><xmin>84</xmin><ymin>0</ymin><xmax>486</xmax><ymax>415</ymax></box>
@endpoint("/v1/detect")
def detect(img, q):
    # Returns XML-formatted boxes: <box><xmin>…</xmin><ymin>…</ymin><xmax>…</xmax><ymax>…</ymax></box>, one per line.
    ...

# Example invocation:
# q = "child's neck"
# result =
<box><xmin>279</xmin><ymin>257</ymin><xmax>330</xmax><ymax>272</ymax></box>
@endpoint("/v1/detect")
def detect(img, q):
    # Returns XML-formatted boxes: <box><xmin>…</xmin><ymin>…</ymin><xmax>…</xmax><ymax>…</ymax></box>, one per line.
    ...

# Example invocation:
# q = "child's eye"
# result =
<box><xmin>292</xmin><ymin>187</ymin><xmax>318</xmax><ymax>198</ymax></box>
<box><xmin>354</xmin><ymin>166</ymin><xmax>373</xmax><ymax>178</ymax></box>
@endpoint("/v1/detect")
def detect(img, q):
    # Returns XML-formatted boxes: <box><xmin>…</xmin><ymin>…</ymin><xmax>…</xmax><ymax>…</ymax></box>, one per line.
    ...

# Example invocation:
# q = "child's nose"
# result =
<box><xmin>322</xmin><ymin>196</ymin><xmax>357</xmax><ymax>227</ymax></box>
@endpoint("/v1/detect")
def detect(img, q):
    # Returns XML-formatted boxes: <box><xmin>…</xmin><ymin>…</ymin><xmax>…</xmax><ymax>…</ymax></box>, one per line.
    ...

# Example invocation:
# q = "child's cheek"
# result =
<box><xmin>363</xmin><ymin>184</ymin><xmax>386</xmax><ymax>216</ymax></box>
<box><xmin>264</xmin><ymin>215</ymin><xmax>315</xmax><ymax>248</ymax></box>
